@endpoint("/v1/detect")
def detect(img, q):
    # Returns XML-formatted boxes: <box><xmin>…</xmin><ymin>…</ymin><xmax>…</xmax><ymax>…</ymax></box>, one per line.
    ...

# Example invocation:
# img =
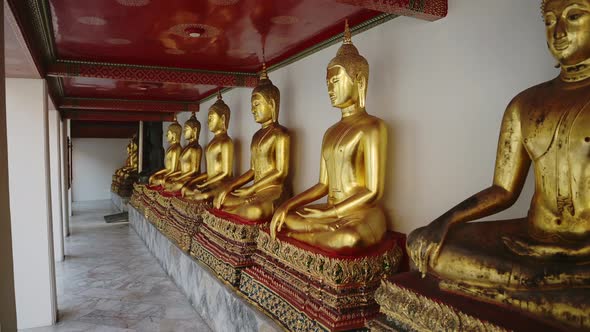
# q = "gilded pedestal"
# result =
<box><xmin>370</xmin><ymin>272</ymin><xmax>572</xmax><ymax>332</ymax></box>
<box><xmin>165</xmin><ymin>196</ymin><xmax>207</xmax><ymax>252</ymax></box>
<box><xmin>191</xmin><ymin>208</ymin><xmax>264</xmax><ymax>286</ymax></box>
<box><xmin>240</xmin><ymin>230</ymin><xmax>404</xmax><ymax>331</ymax></box>
<box><xmin>111</xmin><ymin>172</ymin><xmax>138</xmax><ymax>198</ymax></box>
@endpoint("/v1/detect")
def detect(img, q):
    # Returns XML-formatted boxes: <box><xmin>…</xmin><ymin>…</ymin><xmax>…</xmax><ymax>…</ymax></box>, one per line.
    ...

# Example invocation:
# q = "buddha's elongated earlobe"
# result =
<box><xmin>357</xmin><ymin>75</ymin><xmax>366</xmax><ymax>109</ymax></box>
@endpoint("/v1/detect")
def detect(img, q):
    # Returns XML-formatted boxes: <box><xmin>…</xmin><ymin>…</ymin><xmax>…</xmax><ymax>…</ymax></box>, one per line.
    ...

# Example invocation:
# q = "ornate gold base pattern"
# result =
<box><xmin>165</xmin><ymin>197</ymin><xmax>207</xmax><ymax>251</ymax></box>
<box><xmin>111</xmin><ymin>173</ymin><xmax>137</xmax><ymax>198</ymax></box>
<box><xmin>373</xmin><ymin>279</ymin><xmax>507</xmax><ymax>332</ymax></box>
<box><xmin>190</xmin><ymin>236</ymin><xmax>242</xmax><ymax>286</ymax></box>
<box><xmin>190</xmin><ymin>209</ymin><xmax>264</xmax><ymax>286</ymax></box>
<box><xmin>239</xmin><ymin>273</ymin><xmax>330</xmax><ymax>332</ymax></box>
<box><xmin>241</xmin><ymin>230</ymin><xmax>404</xmax><ymax>331</ymax></box>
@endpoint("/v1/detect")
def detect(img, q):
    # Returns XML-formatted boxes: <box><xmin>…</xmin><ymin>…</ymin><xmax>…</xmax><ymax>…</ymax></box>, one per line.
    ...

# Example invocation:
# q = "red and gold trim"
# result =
<box><xmin>370</xmin><ymin>272</ymin><xmax>569</xmax><ymax>332</ymax></box>
<box><xmin>334</xmin><ymin>0</ymin><xmax>448</xmax><ymax>21</ymax></box>
<box><xmin>60</xmin><ymin>97</ymin><xmax>199</xmax><ymax>113</ymax></box>
<box><xmin>190</xmin><ymin>208</ymin><xmax>267</xmax><ymax>286</ymax></box>
<box><xmin>62</xmin><ymin>110</ymin><xmax>175</xmax><ymax>122</ymax></box>
<box><xmin>240</xmin><ymin>230</ymin><xmax>404</xmax><ymax>331</ymax></box>
<box><xmin>49</xmin><ymin>61</ymin><xmax>259</xmax><ymax>88</ymax></box>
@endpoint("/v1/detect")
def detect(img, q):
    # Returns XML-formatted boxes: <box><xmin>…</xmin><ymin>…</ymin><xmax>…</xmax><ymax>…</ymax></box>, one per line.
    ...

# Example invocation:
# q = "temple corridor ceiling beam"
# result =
<box><xmin>62</xmin><ymin>110</ymin><xmax>174</xmax><ymax>122</ymax></box>
<box><xmin>48</xmin><ymin>61</ymin><xmax>260</xmax><ymax>88</ymax></box>
<box><xmin>332</xmin><ymin>0</ymin><xmax>447</xmax><ymax>21</ymax></box>
<box><xmin>60</xmin><ymin>98</ymin><xmax>199</xmax><ymax>114</ymax></box>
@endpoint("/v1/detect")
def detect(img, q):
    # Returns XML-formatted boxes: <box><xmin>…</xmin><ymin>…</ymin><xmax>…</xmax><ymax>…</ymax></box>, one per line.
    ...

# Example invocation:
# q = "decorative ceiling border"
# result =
<box><xmin>48</xmin><ymin>60</ymin><xmax>259</xmax><ymax>88</ymax></box>
<box><xmin>61</xmin><ymin>97</ymin><xmax>200</xmax><ymax>113</ymax></box>
<box><xmin>334</xmin><ymin>0</ymin><xmax>447</xmax><ymax>21</ymax></box>
<box><xmin>62</xmin><ymin>110</ymin><xmax>175</xmax><ymax>122</ymax></box>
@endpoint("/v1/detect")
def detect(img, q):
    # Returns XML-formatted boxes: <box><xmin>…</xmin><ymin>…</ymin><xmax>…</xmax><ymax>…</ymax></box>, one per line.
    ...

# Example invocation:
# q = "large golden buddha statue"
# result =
<box><xmin>162</xmin><ymin>113</ymin><xmax>203</xmax><ymax>192</ymax></box>
<box><xmin>212</xmin><ymin>66</ymin><xmax>290</xmax><ymax>221</ymax></box>
<box><xmin>149</xmin><ymin>118</ymin><xmax>183</xmax><ymax>186</ymax></box>
<box><xmin>269</xmin><ymin>22</ymin><xmax>387</xmax><ymax>253</ymax></box>
<box><xmin>407</xmin><ymin>0</ymin><xmax>590</xmax><ymax>327</ymax></box>
<box><xmin>114</xmin><ymin>135</ymin><xmax>138</xmax><ymax>180</ymax></box>
<box><xmin>182</xmin><ymin>92</ymin><xmax>234</xmax><ymax>200</ymax></box>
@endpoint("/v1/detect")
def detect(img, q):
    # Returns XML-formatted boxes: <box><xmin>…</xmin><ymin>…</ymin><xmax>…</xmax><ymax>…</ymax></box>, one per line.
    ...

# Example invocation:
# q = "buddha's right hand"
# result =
<box><xmin>214</xmin><ymin>190</ymin><xmax>228</xmax><ymax>209</ymax></box>
<box><xmin>407</xmin><ymin>217</ymin><xmax>449</xmax><ymax>277</ymax></box>
<box><xmin>270</xmin><ymin>207</ymin><xmax>288</xmax><ymax>240</ymax></box>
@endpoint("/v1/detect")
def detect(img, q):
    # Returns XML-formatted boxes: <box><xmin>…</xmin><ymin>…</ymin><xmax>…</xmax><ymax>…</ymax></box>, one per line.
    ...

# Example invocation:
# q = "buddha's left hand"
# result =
<box><xmin>296</xmin><ymin>206</ymin><xmax>337</xmax><ymax>219</ymax></box>
<box><xmin>233</xmin><ymin>187</ymin><xmax>254</xmax><ymax>197</ymax></box>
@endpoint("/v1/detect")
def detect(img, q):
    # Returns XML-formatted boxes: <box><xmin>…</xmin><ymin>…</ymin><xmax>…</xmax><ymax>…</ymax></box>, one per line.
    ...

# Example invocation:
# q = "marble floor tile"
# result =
<box><xmin>20</xmin><ymin>200</ymin><xmax>212</xmax><ymax>332</ymax></box>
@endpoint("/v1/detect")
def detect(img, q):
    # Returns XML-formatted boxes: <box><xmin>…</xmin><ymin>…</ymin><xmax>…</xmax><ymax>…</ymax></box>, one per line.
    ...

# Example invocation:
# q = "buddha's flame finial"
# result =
<box><xmin>217</xmin><ymin>89</ymin><xmax>222</xmax><ymax>100</ymax></box>
<box><xmin>191</xmin><ymin>111</ymin><xmax>196</xmax><ymax>117</ymax></box>
<box><xmin>343</xmin><ymin>19</ymin><xmax>352</xmax><ymax>45</ymax></box>
<box><xmin>260</xmin><ymin>62</ymin><xmax>268</xmax><ymax>80</ymax></box>
<box><xmin>173</xmin><ymin>113</ymin><xmax>178</xmax><ymax>122</ymax></box>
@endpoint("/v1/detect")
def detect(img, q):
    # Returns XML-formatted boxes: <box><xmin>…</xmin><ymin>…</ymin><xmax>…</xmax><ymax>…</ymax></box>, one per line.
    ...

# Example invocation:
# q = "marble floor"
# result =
<box><xmin>22</xmin><ymin>200</ymin><xmax>212</xmax><ymax>332</ymax></box>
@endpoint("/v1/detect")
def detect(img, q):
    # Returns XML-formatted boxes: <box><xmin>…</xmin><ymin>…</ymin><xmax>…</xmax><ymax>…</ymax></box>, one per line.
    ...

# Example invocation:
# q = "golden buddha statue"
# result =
<box><xmin>162</xmin><ymin>113</ymin><xmax>203</xmax><ymax>192</ymax></box>
<box><xmin>269</xmin><ymin>22</ymin><xmax>388</xmax><ymax>253</ymax></box>
<box><xmin>212</xmin><ymin>66</ymin><xmax>291</xmax><ymax>221</ymax></box>
<box><xmin>407</xmin><ymin>0</ymin><xmax>590</xmax><ymax>327</ymax></box>
<box><xmin>114</xmin><ymin>135</ymin><xmax>138</xmax><ymax>180</ymax></box>
<box><xmin>181</xmin><ymin>92</ymin><xmax>234</xmax><ymax>200</ymax></box>
<box><xmin>149</xmin><ymin>118</ymin><xmax>183</xmax><ymax>186</ymax></box>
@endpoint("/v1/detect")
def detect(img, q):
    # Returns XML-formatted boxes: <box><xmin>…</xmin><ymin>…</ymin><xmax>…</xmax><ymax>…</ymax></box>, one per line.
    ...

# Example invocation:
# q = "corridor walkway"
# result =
<box><xmin>23</xmin><ymin>200</ymin><xmax>212</xmax><ymax>332</ymax></box>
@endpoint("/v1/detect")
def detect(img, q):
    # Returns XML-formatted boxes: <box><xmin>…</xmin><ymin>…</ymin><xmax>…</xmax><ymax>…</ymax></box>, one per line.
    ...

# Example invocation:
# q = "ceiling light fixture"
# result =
<box><xmin>185</xmin><ymin>27</ymin><xmax>206</xmax><ymax>38</ymax></box>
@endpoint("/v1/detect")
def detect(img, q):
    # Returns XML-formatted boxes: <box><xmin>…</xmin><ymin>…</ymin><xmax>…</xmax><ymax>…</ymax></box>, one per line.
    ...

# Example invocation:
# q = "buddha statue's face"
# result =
<box><xmin>544</xmin><ymin>0</ymin><xmax>590</xmax><ymax>66</ymax></box>
<box><xmin>327</xmin><ymin>65</ymin><xmax>359</xmax><ymax>109</ymax></box>
<box><xmin>251</xmin><ymin>93</ymin><xmax>274</xmax><ymax>124</ymax></box>
<box><xmin>208</xmin><ymin>110</ymin><xmax>223</xmax><ymax>132</ymax></box>
<box><xmin>166</xmin><ymin>127</ymin><xmax>179</xmax><ymax>143</ymax></box>
<box><xmin>184</xmin><ymin>124</ymin><xmax>196</xmax><ymax>140</ymax></box>
<box><xmin>166</xmin><ymin>129</ymin><xmax>174</xmax><ymax>142</ymax></box>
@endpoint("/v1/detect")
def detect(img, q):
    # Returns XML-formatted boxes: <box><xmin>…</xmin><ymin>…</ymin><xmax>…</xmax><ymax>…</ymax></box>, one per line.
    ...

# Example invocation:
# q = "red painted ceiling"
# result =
<box><xmin>50</xmin><ymin>0</ymin><xmax>378</xmax><ymax>72</ymax></box>
<box><xmin>7</xmin><ymin>0</ymin><xmax>447</xmax><ymax>122</ymax></box>
<box><xmin>63</xmin><ymin>77</ymin><xmax>217</xmax><ymax>101</ymax></box>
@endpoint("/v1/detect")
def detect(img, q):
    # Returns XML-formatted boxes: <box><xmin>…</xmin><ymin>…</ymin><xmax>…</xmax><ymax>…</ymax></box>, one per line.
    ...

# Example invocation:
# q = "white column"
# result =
<box><xmin>6</xmin><ymin>78</ymin><xmax>57</xmax><ymax>329</ymax></box>
<box><xmin>0</xmin><ymin>1</ymin><xmax>18</xmax><ymax>327</ymax></box>
<box><xmin>60</xmin><ymin>118</ymin><xmax>70</xmax><ymax>238</ymax></box>
<box><xmin>49</xmin><ymin>109</ymin><xmax>64</xmax><ymax>262</ymax></box>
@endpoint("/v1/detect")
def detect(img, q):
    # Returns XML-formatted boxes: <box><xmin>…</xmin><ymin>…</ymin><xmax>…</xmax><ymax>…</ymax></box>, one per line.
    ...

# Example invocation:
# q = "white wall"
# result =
<box><xmin>72</xmin><ymin>138</ymin><xmax>128</xmax><ymax>202</ymax></box>
<box><xmin>6</xmin><ymin>78</ymin><xmax>57</xmax><ymax>329</ymax></box>
<box><xmin>175</xmin><ymin>0</ymin><xmax>556</xmax><ymax>234</ymax></box>
<box><xmin>48</xmin><ymin>109</ymin><xmax>64</xmax><ymax>262</ymax></box>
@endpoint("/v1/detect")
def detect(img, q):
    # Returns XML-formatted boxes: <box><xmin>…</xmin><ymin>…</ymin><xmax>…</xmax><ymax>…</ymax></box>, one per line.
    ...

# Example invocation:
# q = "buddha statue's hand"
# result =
<box><xmin>270</xmin><ymin>207</ymin><xmax>289</xmax><ymax>239</ymax></box>
<box><xmin>233</xmin><ymin>186</ymin><xmax>254</xmax><ymax>197</ymax></box>
<box><xmin>214</xmin><ymin>190</ymin><xmax>228</xmax><ymax>209</ymax></box>
<box><xmin>407</xmin><ymin>217</ymin><xmax>449</xmax><ymax>277</ymax></box>
<box><xmin>295</xmin><ymin>206</ymin><xmax>338</xmax><ymax>220</ymax></box>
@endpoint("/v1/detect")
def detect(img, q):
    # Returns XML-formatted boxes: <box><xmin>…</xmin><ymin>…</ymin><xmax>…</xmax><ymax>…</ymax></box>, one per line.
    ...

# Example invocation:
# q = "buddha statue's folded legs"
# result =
<box><xmin>221</xmin><ymin>185</ymin><xmax>282</xmax><ymax>220</ymax></box>
<box><xmin>414</xmin><ymin>218</ymin><xmax>590</xmax><ymax>290</ymax></box>
<box><xmin>283</xmin><ymin>204</ymin><xmax>387</xmax><ymax>251</ymax></box>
